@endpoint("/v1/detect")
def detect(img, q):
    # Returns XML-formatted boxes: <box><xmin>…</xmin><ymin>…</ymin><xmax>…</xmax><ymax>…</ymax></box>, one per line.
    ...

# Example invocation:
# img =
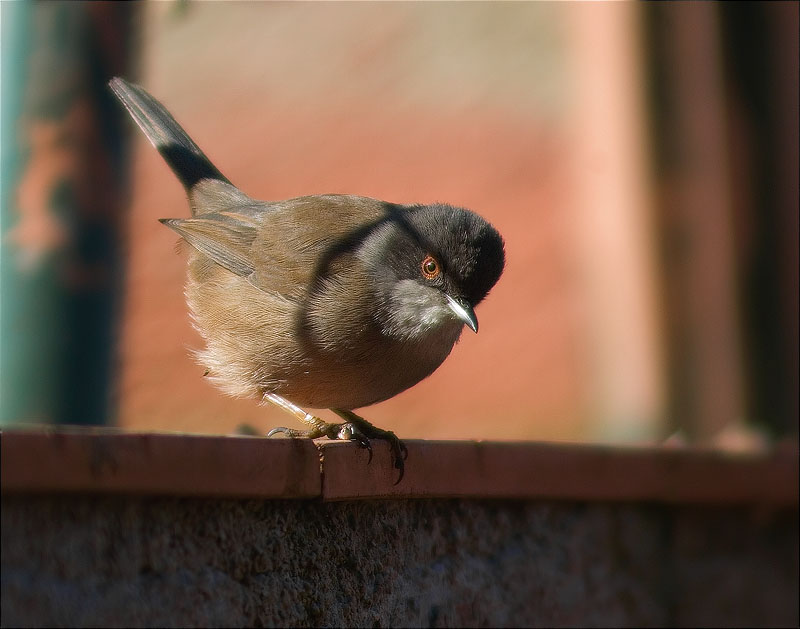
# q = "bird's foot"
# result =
<box><xmin>267</xmin><ymin>418</ymin><xmax>370</xmax><ymax>448</ymax></box>
<box><xmin>263</xmin><ymin>393</ymin><xmax>407</xmax><ymax>483</ymax></box>
<box><xmin>266</xmin><ymin>411</ymin><xmax>407</xmax><ymax>484</ymax></box>
<box><xmin>332</xmin><ymin>409</ymin><xmax>408</xmax><ymax>484</ymax></box>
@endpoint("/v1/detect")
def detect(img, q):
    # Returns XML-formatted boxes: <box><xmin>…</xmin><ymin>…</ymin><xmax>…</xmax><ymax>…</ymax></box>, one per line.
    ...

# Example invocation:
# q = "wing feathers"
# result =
<box><xmin>160</xmin><ymin>216</ymin><xmax>257</xmax><ymax>279</ymax></box>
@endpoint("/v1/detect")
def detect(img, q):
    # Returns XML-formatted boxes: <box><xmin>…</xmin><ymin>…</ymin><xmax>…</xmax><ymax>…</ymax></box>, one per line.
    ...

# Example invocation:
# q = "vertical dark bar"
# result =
<box><xmin>0</xmin><ymin>2</ymin><xmax>138</xmax><ymax>426</ymax></box>
<box><xmin>770</xmin><ymin>2</ymin><xmax>800</xmax><ymax>439</ymax></box>
<box><xmin>718</xmin><ymin>2</ymin><xmax>799</xmax><ymax>440</ymax></box>
<box><xmin>643</xmin><ymin>3</ymin><xmax>745</xmax><ymax>441</ymax></box>
<box><xmin>645</xmin><ymin>2</ymin><xmax>798</xmax><ymax>443</ymax></box>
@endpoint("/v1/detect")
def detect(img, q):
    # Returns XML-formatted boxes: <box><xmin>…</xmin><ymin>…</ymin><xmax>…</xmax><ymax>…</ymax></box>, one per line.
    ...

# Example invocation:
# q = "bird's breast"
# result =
<box><xmin>282</xmin><ymin>319</ymin><xmax>463</xmax><ymax>409</ymax></box>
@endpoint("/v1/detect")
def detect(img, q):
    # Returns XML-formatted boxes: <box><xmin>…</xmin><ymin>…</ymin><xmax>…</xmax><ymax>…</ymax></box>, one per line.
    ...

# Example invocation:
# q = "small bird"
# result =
<box><xmin>110</xmin><ymin>77</ymin><xmax>505</xmax><ymax>481</ymax></box>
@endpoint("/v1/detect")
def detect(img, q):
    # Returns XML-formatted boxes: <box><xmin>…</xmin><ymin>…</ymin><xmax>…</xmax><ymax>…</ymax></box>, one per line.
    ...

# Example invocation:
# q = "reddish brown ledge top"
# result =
<box><xmin>0</xmin><ymin>429</ymin><xmax>321</xmax><ymax>499</ymax></box>
<box><xmin>321</xmin><ymin>439</ymin><xmax>799</xmax><ymax>504</ymax></box>
<box><xmin>1</xmin><ymin>429</ymin><xmax>797</xmax><ymax>505</ymax></box>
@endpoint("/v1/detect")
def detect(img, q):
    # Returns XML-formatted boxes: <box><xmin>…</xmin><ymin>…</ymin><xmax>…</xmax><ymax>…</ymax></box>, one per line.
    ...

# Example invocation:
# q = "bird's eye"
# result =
<box><xmin>421</xmin><ymin>255</ymin><xmax>440</xmax><ymax>280</ymax></box>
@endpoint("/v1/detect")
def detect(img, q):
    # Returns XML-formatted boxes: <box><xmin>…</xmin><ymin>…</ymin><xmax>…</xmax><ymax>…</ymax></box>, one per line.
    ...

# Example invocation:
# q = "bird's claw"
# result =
<box><xmin>267</xmin><ymin>426</ymin><xmax>299</xmax><ymax>438</ymax></box>
<box><xmin>267</xmin><ymin>411</ymin><xmax>407</xmax><ymax>483</ymax></box>
<box><xmin>399</xmin><ymin>440</ymin><xmax>409</xmax><ymax>461</ymax></box>
<box><xmin>386</xmin><ymin>433</ymin><xmax>406</xmax><ymax>485</ymax></box>
<box><xmin>338</xmin><ymin>423</ymin><xmax>374</xmax><ymax>464</ymax></box>
<box><xmin>332</xmin><ymin>414</ymin><xmax>407</xmax><ymax>484</ymax></box>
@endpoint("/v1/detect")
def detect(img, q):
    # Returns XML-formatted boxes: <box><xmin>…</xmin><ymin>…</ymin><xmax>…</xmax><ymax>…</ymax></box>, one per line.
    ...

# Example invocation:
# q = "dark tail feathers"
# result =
<box><xmin>109</xmin><ymin>77</ymin><xmax>231</xmax><ymax>194</ymax></box>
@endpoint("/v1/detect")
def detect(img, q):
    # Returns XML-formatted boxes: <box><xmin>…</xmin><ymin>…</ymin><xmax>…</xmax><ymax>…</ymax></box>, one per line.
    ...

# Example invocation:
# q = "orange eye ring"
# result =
<box><xmin>421</xmin><ymin>255</ymin><xmax>440</xmax><ymax>280</ymax></box>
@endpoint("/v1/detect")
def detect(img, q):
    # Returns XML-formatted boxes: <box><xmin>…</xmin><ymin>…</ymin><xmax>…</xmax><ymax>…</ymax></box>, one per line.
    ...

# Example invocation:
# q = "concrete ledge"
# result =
<box><xmin>0</xmin><ymin>429</ymin><xmax>320</xmax><ymax>498</ymax></box>
<box><xmin>2</xmin><ymin>429</ymin><xmax>797</xmax><ymax>504</ymax></box>
<box><xmin>2</xmin><ymin>495</ymin><xmax>798</xmax><ymax>627</ymax></box>
<box><xmin>1</xmin><ymin>429</ymin><xmax>797</xmax><ymax>627</ymax></box>
<box><xmin>321</xmin><ymin>439</ymin><xmax>799</xmax><ymax>503</ymax></box>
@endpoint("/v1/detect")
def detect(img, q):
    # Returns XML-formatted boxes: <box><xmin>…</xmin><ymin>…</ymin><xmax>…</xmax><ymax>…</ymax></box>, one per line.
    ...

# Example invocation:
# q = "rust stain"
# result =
<box><xmin>6</xmin><ymin>95</ymin><xmax>119</xmax><ymax>292</ymax></box>
<box><xmin>6</xmin><ymin>114</ymin><xmax>73</xmax><ymax>270</ymax></box>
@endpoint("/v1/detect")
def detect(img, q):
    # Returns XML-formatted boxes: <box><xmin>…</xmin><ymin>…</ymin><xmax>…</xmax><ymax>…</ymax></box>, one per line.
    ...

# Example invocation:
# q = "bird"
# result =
<box><xmin>109</xmin><ymin>77</ymin><xmax>505</xmax><ymax>482</ymax></box>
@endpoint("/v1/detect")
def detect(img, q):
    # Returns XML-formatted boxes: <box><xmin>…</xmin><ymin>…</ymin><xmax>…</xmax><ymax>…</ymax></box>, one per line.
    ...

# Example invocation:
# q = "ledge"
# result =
<box><xmin>0</xmin><ymin>429</ymin><xmax>320</xmax><ymax>499</ymax></box>
<box><xmin>322</xmin><ymin>439</ymin><xmax>799</xmax><ymax>503</ymax></box>
<box><xmin>2</xmin><ymin>429</ymin><xmax>798</xmax><ymax>626</ymax></box>
<box><xmin>2</xmin><ymin>428</ymin><xmax>797</xmax><ymax>504</ymax></box>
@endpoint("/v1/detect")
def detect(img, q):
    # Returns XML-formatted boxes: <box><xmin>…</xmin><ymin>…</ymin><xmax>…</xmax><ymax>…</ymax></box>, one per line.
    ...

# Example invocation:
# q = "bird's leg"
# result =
<box><xmin>263</xmin><ymin>393</ymin><xmax>407</xmax><ymax>484</ymax></box>
<box><xmin>331</xmin><ymin>409</ymin><xmax>408</xmax><ymax>484</ymax></box>
<box><xmin>264</xmin><ymin>393</ymin><xmax>364</xmax><ymax>441</ymax></box>
<box><xmin>263</xmin><ymin>393</ymin><xmax>373</xmax><ymax>453</ymax></box>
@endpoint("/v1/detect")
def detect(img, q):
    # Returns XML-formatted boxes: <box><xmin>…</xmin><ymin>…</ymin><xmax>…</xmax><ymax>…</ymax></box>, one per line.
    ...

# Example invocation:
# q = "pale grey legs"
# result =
<box><xmin>264</xmin><ymin>392</ymin><xmax>408</xmax><ymax>483</ymax></box>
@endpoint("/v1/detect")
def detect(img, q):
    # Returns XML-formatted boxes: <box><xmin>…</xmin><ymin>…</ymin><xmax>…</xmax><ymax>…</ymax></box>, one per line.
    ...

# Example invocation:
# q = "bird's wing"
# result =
<box><xmin>160</xmin><ymin>213</ymin><xmax>258</xmax><ymax>279</ymax></box>
<box><xmin>160</xmin><ymin>194</ymin><xmax>391</xmax><ymax>299</ymax></box>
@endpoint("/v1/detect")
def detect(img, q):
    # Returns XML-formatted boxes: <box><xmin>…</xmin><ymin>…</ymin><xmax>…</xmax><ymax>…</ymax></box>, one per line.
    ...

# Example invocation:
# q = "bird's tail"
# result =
<box><xmin>109</xmin><ymin>77</ymin><xmax>232</xmax><ymax>210</ymax></box>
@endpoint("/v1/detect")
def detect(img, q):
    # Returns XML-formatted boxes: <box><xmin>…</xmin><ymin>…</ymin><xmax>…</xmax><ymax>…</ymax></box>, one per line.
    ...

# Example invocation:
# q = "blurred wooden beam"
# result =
<box><xmin>564</xmin><ymin>2</ymin><xmax>665</xmax><ymax>442</ymax></box>
<box><xmin>646</xmin><ymin>3</ymin><xmax>746</xmax><ymax>442</ymax></box>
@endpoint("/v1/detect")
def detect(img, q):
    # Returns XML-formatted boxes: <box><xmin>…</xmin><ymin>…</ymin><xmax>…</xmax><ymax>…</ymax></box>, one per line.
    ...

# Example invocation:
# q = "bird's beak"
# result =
<box><xmin>445</xmin><ymin>294</ymin><xmax>478</xmax><ymax>333</ymax></box>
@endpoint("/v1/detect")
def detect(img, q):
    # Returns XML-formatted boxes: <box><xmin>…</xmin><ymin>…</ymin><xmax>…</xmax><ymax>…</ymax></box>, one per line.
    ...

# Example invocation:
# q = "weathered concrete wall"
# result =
<box><xmin>1</xmin><ymin>496</ymin><xmax>797</xmax><ymax>627</ymax></box>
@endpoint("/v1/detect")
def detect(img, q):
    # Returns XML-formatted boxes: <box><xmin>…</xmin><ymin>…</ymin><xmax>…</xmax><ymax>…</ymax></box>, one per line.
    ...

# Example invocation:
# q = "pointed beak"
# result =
<box><xmin>445</xmin><ymin>294</ymin><xmax>478</xmax><ymax>333</ymax></box>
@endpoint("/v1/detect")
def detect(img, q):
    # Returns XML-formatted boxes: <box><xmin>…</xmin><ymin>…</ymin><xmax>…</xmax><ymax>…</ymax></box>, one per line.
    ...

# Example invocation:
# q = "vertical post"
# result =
<box><xmin>645</xmin><ymin>3</ymin><xmax>746</xmax><ymax>441</ymax></box>
<box><xmin>563</xmin><ymin>2</ymin><xmax>665</xmax><ymax>441</ymax></box>
<box><xmin>1</xmin><ymin>2</ymin><xmax>138</xmax><ymax>425</ymax></box>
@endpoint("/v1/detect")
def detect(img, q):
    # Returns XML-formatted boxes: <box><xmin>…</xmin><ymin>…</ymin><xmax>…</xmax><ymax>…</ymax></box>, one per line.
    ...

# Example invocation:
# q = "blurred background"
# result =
<box><xmin>1</xmin><ymin>1</ymin><xmax>797</xmax><ymax>446</ymax></box>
